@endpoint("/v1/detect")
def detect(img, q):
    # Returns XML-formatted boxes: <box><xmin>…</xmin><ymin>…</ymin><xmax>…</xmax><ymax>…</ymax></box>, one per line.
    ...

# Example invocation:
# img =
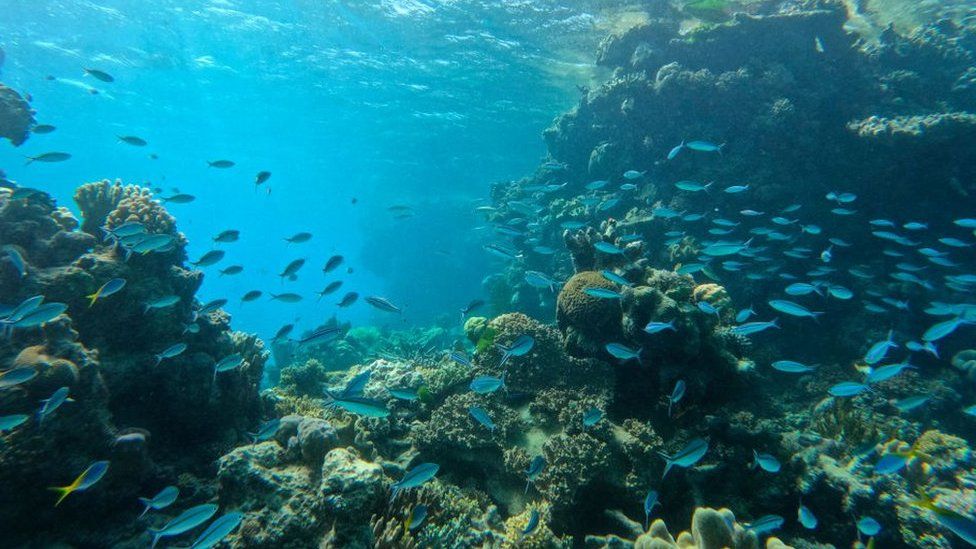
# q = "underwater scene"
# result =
<box><xmin>1</xmin><ymin>0</ymin><xmax>976</xmax><ymax>547</ymax></box>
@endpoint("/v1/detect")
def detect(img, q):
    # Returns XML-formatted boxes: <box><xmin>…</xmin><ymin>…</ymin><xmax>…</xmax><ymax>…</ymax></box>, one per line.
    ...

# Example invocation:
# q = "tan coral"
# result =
<box><xmin>105</xmin><ymin>186</ymin><xmax>179</xmax><ymax>236</ymax></box>
<box><xmin>692</xmin><ymin>283</ymin><xmax>730</xmax><ymax>311</ymax></box>
<box><xmin>557</xmin><ymin>271</ymin><xmax>622</xmax><ymax>340</ymax></box>
<box><xmin>11</xmin><ymin>345</ymin><xmax>79</xmax><ymax>393</ymax></box>
<box><xmin>950</xmin><ymin>349</ymin><xmax>976</xmax><ymax>382</ymax></box>
<box><xmin>73</xmin><ymin>179</ymin><xmax>131</xmax><ymax>235</ymax></box>
<box><xmin>632</xmin><ymin>507</ymin><xmax>794</xmax><ymax>549</ymax></box>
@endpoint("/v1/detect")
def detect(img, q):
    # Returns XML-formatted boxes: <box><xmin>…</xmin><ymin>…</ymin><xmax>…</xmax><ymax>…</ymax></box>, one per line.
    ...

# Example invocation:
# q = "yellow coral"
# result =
<box><xmin>634</xmin><ymin>507</ymin><xmax>794</xmax><ymax>549</ymax></box>
<box><xmin>692</xmin><ymin>283</ymin><xmax>730</xmax><ymax>310</ymax></box>
<box><xmin>73</xmin><ymin>179</ymin><xmax>131</xmax><ymax>235</ymax></box>
<box><xmin>12</xmin><ymin>345</ymin><xmax>79</xmax><ymax>391</ymax></box>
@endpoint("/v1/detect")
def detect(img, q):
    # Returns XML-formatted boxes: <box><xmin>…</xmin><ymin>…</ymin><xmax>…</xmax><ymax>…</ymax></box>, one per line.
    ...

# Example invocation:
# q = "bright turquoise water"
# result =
<box><xmin>0</xmin><ymin>0</ymin><xmax>617</xmax><ymax>338</ymax></box>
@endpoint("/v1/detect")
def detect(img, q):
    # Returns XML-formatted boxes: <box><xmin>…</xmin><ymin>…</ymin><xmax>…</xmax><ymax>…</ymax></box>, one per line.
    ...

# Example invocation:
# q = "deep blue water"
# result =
<box><xmin>0</xmin><ymin>0</ymin><xmax>621</xmax><ymax>339</ymax></box>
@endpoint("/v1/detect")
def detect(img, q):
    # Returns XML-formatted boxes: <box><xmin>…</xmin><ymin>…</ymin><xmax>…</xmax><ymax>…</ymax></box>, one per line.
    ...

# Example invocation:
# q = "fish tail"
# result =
<box><xmin>86</xmin><ymin>291</ymin><xmax>100</xmax><ymax>307</ymax></box>
<box><xmin>48</xmin><ymin>484</ymin><xmax>75</xmax><ymax>506</ymax></box>
<box><xmin>908</xmin><ymin>491</ymin><xmax>935</xmax><ymax>511</ymax></box>
<box><xmin>636</xmin><ymin>348</ymin><xmax>644</xmax><ymax>367</ymax></box>
<box><xmin>661</xmin><ymin>460</ymin><xmax>673</xmax><ymax>479</ymax></box>
<box><xmin>24</xmin><ymin>156</ymin><xmax>34</xmax><ymax>165</ymax></box>
<box><xmin>137</xmin><ymin>498</ymin><xmax>152</xmax><ymax>518</ymax></box>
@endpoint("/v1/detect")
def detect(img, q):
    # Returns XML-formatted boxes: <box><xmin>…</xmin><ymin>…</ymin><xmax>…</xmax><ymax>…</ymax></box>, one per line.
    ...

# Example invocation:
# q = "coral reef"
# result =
<box><xmin>0</xmin><ymin>83</ymin><xmax>34</xmax><ymax>146</ymax></box>
<box><xmin>0</xmin><ymin>183</ymin><xmax>265</xmax><ymax>545</ymax></box>
<box><xmin>586</xmin><ymin>506</ymin><xmax>795</xmax><ymax>549</ymax></box>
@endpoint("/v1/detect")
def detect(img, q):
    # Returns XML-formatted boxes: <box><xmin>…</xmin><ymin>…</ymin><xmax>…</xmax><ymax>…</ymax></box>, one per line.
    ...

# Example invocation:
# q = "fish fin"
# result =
<box><xmin>137</xmin><ymin>498</ymin><xmax>152</xmax><ymax>518</ymax></box>
<box><xmin>908</xmin><ymin>490</ymin><xmax>935</xmax><ymax>511</ymax></box>
<box><xmin>661</xmin><ymin>460</ymin><xmax>673</xmax><ymax>479</ymax></box>
<box><xmin>48</xmin><ymin>484</ymin><xmax>74</xmax><ymax>506</ymax></box>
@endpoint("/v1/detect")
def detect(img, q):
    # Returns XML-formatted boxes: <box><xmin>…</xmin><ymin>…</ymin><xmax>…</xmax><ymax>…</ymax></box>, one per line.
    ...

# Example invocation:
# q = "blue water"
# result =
<box><xmin>0</xmin><ymin>0</ymin><xmax>610</xmax><ymax>339</ymax></box>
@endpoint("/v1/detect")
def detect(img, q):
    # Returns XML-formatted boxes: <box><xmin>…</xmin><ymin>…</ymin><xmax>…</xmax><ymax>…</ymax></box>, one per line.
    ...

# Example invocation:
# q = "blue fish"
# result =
<box><xmin>606</xmin><ymin>343</ymin><xmax>642</xmax><ymax>364</ymax></box>
<box><xmin>771</xmin><ymin>360</ymin><xmax>814</xmax><ymax>373</ymax></box>
<box><xmin>686</xmin><ymin>140</ymin><xmax>723</xmax><ymax>153</ymax></box>
<box><xmin>894</xmin><ymin>395</ymin><xmax>930</xmax><ymax>412</ymax></box>
<box><xmin>49</xmin><ymin>460</ymin><xmax>109</xmax><ymax>506</ymax></box>
<box><xmin>600</xmin><ymin>270</ymin><xmax>632</xmax><ymax>287</ymax></box>
<box><xmin>857</xmin><ymin>516</ymin><xmax>881</xmax><ymax>536</ymax></box>
<box><xmin>585</xmin><ymin>288</ymin><xmax>623</xmax><ymax>299</ymax></box>
<box><xmin>865</xmin><ymin>330</ymin><xmax>897</xmax><ymax>364</ymax></box>
<box><xmin>668</xmin><ymin>379</ymin><xmax>685</xmax><ymax>418</ymax></box>
<box><xmin>734</xmin><ymin>307</ymin><xmax>755</xmax><ymax>323</ymax></box>
<box><xmin>644</xmin><ymin>320</ymin><xmax>676</xmax><ymax>334</ymax></box>
<box><xmin>498</xmin><ymin>334</ymin><xmax>534</xmax><ymax>366</ymax></box>
<box><xmin>0</xmin><ymin>366</ymin><xmax>38</xmax><ymax>389</ymax></box>
<box><xmin>388</xmin><ymin>387</ymin><xmax>419</xmax><ymax>401</ymax></box>
<box><xmin>702</xmin><ymin>240</ymin><xmax>750</xmax><ymax>257</ymax></box>
<box><xmin>911</xmin><ymin>493</ymin><xmax>976</xmax><ymax>546</ymax></box>
<box><xmin>468</xmin><ymin>406</ymin><xmax>495</xmax><ymax>431</ymax></box>
<box><xmin>582</xmin><ymin>407</ymin><xmax>603</xmax><ymax>427</ymax></box>
<box><xmin>696</xmin><ymin>301</ymin><xmax>719</xmax><ymax>317</ymax></box>
<box><xmin>521</xmin><ymin>509</ymin><xmax>540</xmax><ymax>538</ymax></box>
<box><xmin>643</xmin><ymin>489</ymin><xmax>660</xmax><ymax>528</ymax></box>
<box><xmin>768</xmin><ymin>299</ymin><xmax>821</xmax><ymax>319</ymax></box>
<box><xmin>667</xmin><ymin>142</ymin><xmax>684</xmax><ymax>160</ymax></box>
<box><xmin>659</xmin><ymin>438</ymin><xmax>707</xmax><ymax>478</ymax></box>
<box><xmin>745</xmin><ymin>514</ymin><xmax>784</xmax><ymax>534</ymax></box>
<box><xmin>923</xmin><ymin>317</ymin><xmax>968</xmax><ymax>342</ymax></box>
<box><xmin>866</xmin><ymin>361</ymin><xmax>915</xmax><ymax>383</ymax></box>
<box><xmin>828</xmin><ymin>382</ymin><xmax>871</xmax><ymax>397</ymax></box>
<box><xmin>0</xmin><ymin>413</ymin><xmax>29</xmax><ymax>434</ymax></box>
<box><xmin>149</xmin><ymin>503</ymin><xmax>218</xmax><ymax>548</ymax></box>
<box><xmin>391</xmin><ymin>463</ymin><xmax>439</xmax><ymax>503</ymax></box>
<box><xmin>138</xmin><ymin>485</ymin><xmax>179</xmax><ymax>518</ymax></box>
<box><xmin>38</xmin><ymin>387</ymin><xmax>71</xmax><ymax>423</ymax></box>
<box><xmin>470</xmin><ymin>375</ymin><xmax>505</xmax><ymax>394</ymax></box>
<box><xmin>753</xmin><ymin>450</ymin><xmax>781</xmax><ymax>473</ymax></box>
<box><xmin>449</xmin><ymin>351</ymin><xmax>472</xmax><ymax>367</ymax></box>
<box><xmin>407</xmin><ymin>504</ymin><xmax>428</xmax><ymax>531</ymax></box>
<box><xmin>188</xmin><ymin>511</ymin><xmax>244</xmax><ymax>549</ymax></box>
<box><xmin>524</xmin><ymin>455</ymin><xmax>546</xmax><ymax>494</ymax></box>
<box><xmin>87</xmin><ymin>278</ymin><xmax>126</xmax><ymax>307</ymax></box>
<box><xmin>594</xmin><ymin>241</ymin><xmax>625</xmax><ymax>254</ymax></box>
<box><xmin>798</xmin><ymin>503</ymin><xmax>817</xmax><ymax>530</ymax></box>
<box><xmin>247</xmin><ymin>418</ymin><xmax>281</xmax><ymax>441</ymax></box>
<box><xmin>730</xmin><ymin>319</ymin><xmax>780</xmax><ymax>336</ymax></box>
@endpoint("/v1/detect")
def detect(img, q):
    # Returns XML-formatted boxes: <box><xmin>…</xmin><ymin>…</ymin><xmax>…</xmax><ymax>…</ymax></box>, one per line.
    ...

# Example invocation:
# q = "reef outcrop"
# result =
<box><xmin>0</xmin><ymin>83</ymin><xmax>34</xmax><ymax>146</ymax></box>
<box><xmin>0</xmin><ymin>182</ymin><xmax>266</xmax><ymax>545</ymax></box>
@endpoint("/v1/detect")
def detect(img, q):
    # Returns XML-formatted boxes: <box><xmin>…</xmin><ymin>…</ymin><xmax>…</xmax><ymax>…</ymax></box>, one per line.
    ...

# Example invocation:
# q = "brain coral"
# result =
<box><xmin>556</xmin><ymin>271</ymin><xmax>623</xmax><ymax>355</ymax></box>
<box><xmin>477</xmin><ymin>312</ymin><xmax>613</xmax><ymax>396</ymax></box>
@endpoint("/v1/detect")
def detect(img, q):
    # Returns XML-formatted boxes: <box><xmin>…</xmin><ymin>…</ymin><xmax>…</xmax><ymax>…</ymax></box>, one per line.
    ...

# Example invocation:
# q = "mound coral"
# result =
<box><xmin>0</xmin><ymin>83</ymin><xmax>34</xmax><ymax>146</ymax></box>
<box><xmin>587</xmin><ymin>506</ymin><xmax>794</xmax><ymax>549</ymax></box>
<box><xmin>557</xmin><ymin>271</ymin><xmax>623</xmax><ymax>354</ymax></box>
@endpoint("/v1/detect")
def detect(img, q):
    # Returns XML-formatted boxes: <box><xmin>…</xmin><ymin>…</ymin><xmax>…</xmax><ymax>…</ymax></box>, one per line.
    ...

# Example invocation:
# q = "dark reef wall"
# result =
<box><xmin>0</xmin><ymin>181</ymin><xmax>267</xmax><ymax>546</ymax></box>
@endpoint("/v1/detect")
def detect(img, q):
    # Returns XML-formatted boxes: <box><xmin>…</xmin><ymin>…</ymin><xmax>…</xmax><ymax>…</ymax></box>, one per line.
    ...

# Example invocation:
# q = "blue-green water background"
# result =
<box><xmin>0</xmin><ymin>0</ymin><xmax>631</xmax><ymax>339</ymax></box>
